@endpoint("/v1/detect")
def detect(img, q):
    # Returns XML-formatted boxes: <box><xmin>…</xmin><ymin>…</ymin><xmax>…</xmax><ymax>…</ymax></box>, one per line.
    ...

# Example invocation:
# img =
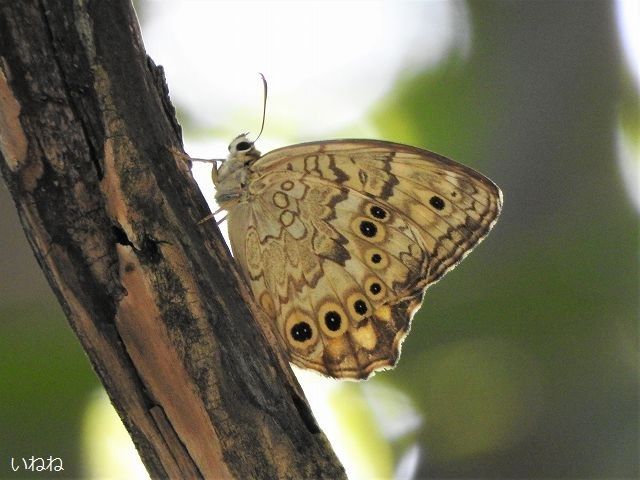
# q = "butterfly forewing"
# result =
<box><xmin>253</xmin><ymin>140</ymin><xmax>502</xmax><ymax>285</ymax></box>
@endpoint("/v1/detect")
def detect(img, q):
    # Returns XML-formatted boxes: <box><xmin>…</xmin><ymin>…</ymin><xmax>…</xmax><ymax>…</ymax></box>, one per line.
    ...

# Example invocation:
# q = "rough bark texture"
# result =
<box><xmin>0</xmin><ymin>2</ymin><xmax>345</xmax><ymax>479</ymax></box>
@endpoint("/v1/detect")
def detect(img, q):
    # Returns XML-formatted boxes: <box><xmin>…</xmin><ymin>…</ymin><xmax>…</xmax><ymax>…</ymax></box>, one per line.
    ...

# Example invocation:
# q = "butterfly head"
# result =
<box><xmin>227</xmin><ymin>133</ymin><xmax>262</xmax><ymax>164</ymax></box>
<box><xmin>214</xmin><ymin>134</ymin><xmax>262</xmax><ymax>208</ymax></box>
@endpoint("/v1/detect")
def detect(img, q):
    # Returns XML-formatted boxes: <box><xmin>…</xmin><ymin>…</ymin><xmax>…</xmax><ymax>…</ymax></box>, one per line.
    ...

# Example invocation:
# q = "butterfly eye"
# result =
<box><xmin>352</xmin><ymin>216</ymin><xmax>386</xmax><ymax>243</ymax></box>
<box><xmin>360</xmin><ymin>221</ymin><xmax>377</xmax><ymax>237</ymax></box>
<box><xmin>365</xmin><ymin>248</ymin><xmax>389</xmax><ymax>269</ymax></box>
<box><xmin>369</xmin><ymin>205</ymin><xmax>387</xmax><ymax>220</ymax></box>
<box><xmin>285</xmin><ymin>310</ymin><xmax>318</xmax><ymax>346</ymax></box>
<box><xmin>290</xmin><ymin>322</ymin><xmax>313</xmax><ymax>342</ymax></box>
<box><xmin>353</xmin><ymin>299</ymin><xmax>368</xmax><ymax>315</ymax></box>
<box><xmin>364</xmin><ymin>277</ymin><xmax>385</xmax><ymax>299</ymax></box>
<box><xmin>429</xmin><ymin>195</ymin><xmax>446</xmax><ymax>210</ymax></box>
<box><xmin>347</xmin><ymin>293</ymin><xmax>370</xmax><ymax>319</ymax></box>
<box><xmin>236</xmin><ymin>141</ymin><xmax>252</xmax><ymax>152</ymax></box>
<box><xmin>318</xmin><ymin>302</ymin><xmax>348</xmax><ymax>337</ymax></box>
<box><xmin>324</xmin><ymin>311</ymin><xmax>342</xmax><ymax>331</ymax></box>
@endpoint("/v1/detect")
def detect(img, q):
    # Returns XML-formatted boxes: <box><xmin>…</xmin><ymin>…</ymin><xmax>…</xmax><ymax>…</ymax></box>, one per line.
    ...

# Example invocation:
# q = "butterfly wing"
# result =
<box><xmin>253</xmin><ymin>140</ymin><xmax>503</xmax><ymax>285</ymax></box>
<box><xmin>227</xmin><ymin>140</ymin><xmax>502</xmax><ymax>379</ymax></box>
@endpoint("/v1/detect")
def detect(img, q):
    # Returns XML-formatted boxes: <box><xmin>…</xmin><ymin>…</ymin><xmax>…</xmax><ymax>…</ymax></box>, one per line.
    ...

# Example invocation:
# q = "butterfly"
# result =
<box><xmin>207</xmin><ymin>132</ymin><xmax>502</xmax><ymax>380</ymax></box>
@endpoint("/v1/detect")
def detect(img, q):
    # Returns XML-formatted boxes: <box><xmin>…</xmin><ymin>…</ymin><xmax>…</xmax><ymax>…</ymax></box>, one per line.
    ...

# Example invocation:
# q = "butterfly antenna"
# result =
<box><xmin>253</xmin><ymin>72</ymin><xmax>268</xmax><ymax>143</ymax></box>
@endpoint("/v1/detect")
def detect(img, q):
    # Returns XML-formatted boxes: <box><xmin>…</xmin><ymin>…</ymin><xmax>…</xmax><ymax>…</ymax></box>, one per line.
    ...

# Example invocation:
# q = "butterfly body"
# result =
<box><xmin>213</xmin><ymin>134</ymin><xmax>502</xmax><ymax>379</ymax></box>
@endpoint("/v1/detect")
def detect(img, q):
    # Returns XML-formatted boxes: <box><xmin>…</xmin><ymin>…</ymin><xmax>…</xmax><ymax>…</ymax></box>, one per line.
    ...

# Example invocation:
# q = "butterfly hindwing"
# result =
<box><xmin>228</xmin><ymin>168</ymin><xmax>433</xmax><ymax>378</ymax></box>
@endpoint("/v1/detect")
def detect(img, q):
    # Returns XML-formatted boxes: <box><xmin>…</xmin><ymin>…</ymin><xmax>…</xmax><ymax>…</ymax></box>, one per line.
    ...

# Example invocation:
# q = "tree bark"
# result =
<box><xmin>0</xmin><ymin>1</ymin><xmax>345</xmax><ymax>479</ymax></box>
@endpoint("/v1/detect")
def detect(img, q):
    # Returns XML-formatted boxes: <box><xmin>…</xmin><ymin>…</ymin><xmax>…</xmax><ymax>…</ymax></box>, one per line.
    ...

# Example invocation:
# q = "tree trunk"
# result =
<box><xmin>0</xmin><ymin>1</ymin><xmax>345</xmax><ymax>478</ymax></box>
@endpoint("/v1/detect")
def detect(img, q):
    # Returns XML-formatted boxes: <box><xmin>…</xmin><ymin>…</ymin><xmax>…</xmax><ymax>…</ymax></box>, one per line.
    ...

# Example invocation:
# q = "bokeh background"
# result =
<box><xmin>1</xmin><ymin>1</ymin><xmax>638</xmax><ymax>479</ymax></box>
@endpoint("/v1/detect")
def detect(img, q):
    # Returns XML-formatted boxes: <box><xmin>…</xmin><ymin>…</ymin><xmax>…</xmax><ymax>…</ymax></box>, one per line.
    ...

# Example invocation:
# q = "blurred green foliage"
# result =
<box><xmin>0</xmin><ymin>303</ymin><xmax>96</xmax><ymax>479</ymax></box>
<box><xmin>369</xmin><ymin>1</ymin><xmax>638</xmax><ymax>478</ymax></box>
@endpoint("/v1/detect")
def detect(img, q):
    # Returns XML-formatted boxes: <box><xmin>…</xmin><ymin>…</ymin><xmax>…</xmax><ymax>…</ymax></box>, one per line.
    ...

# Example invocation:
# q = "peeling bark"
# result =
<box><xmin>0</xmin><ymin>1</ymin><xmax>345</xmax><ymax>478</ymax></box>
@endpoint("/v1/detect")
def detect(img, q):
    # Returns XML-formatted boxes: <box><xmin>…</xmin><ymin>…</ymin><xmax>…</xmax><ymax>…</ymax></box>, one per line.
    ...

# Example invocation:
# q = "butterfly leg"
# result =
<box><xmin>166</xmin><ymin>145</ymin><xmax>223</xmax><ymax>178</ymax></box>
<box><xmin>188</xmin><ymin>156</ymin><xmax>222</xmax><ymax>187</ymax></box>
<box><xmin>197</xmin><ymin>207</ymin><xmax>226</xmax><ymax>225</ymax></box>
<box><xmin>166</xmin><ymin>145</ymin><xmax>194</xmax><ymax>169</ymax></box>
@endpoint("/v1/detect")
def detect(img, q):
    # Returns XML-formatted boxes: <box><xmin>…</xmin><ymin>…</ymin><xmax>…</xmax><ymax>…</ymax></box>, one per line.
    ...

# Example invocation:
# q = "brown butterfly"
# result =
<box><xmin>209</xmin><ymin>133</ymin><xmax>502</xmax><ymax>379</ymax></box>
